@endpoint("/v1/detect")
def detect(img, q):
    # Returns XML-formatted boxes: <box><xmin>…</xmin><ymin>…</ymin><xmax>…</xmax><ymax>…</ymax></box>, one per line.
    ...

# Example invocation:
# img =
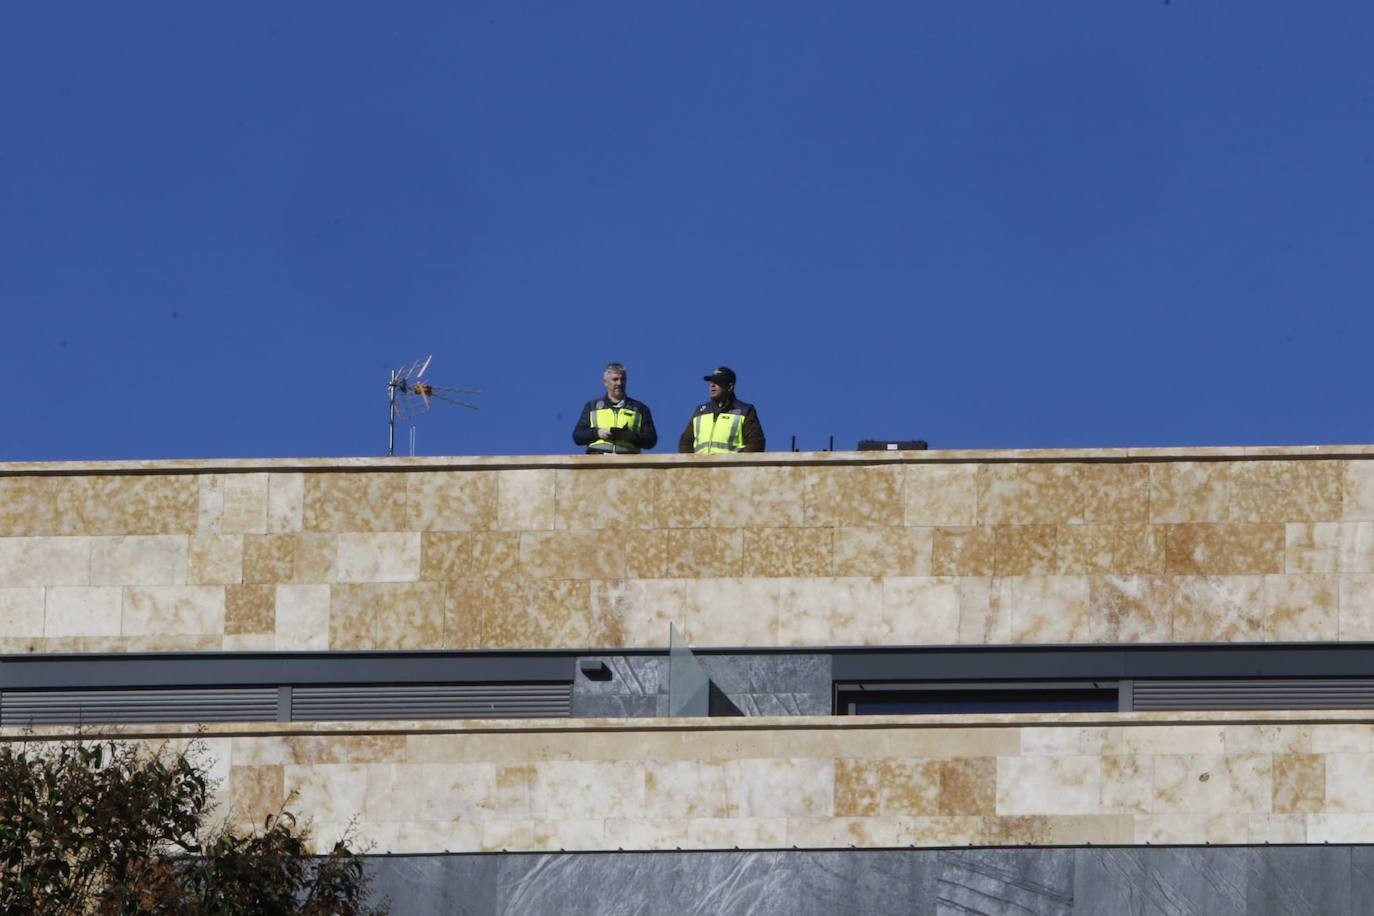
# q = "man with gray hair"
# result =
<box><xmin>571</xmin><ymin>362</ymin><xmax>659</xmax><ymax>454</ymax></box>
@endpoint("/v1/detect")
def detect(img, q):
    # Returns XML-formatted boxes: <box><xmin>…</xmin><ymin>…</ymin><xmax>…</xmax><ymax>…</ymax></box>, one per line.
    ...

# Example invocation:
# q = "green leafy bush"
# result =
<box><xmin>0</xmin><ymin>740</ymin><xmax>386</xmax><ymax>914</ymax></box>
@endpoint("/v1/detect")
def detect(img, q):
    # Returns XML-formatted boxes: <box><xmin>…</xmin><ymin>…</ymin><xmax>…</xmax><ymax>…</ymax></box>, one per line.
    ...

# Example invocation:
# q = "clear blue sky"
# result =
<box><xmin>3</xmin><ymin>3</ymin><xmax>1372</xmax><ymax>461</ymax></box>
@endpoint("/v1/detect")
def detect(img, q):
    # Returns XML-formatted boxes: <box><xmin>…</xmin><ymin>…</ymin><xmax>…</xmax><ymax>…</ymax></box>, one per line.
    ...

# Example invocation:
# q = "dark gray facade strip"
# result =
<box><xmin>363</xmin><ymin>845</ymin><xmax>1374</xmax><ymax>916</ymax></box>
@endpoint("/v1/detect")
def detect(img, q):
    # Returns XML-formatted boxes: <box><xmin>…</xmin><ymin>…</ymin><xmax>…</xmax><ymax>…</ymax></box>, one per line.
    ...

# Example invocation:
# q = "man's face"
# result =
<box><xmin>707</xmin><ymin>381</ymin><xmax>728</xmax><ymax>400</ymax></box>
<box><xmin>604</xmin><ymin>371</ymin><xmax>627</xmax><ymax>401</ymax></box>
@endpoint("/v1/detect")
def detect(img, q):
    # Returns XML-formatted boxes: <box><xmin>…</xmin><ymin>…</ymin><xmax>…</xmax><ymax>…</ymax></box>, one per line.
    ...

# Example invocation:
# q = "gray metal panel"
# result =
<box><xmin>291</xmin><ymin>684</ymin><xmax>572</xmax><ymax>720</ymax></box>
<box><xmin>1</xmin><ymin>688</ymin><xmax>279</xmax><ymax>725</ymax></box>
<box><xmin>1134</xmin><ymin>679</ymin><xmax>1374</xmax><ymax>710</ymax></box>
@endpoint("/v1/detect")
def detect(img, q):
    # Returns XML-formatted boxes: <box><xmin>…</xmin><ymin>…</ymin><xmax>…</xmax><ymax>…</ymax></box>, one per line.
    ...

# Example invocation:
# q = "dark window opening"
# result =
<box><xmin>836</xmin><ymin>681</ymin><xmax>1121</xmax><ymax>715</ymax></box>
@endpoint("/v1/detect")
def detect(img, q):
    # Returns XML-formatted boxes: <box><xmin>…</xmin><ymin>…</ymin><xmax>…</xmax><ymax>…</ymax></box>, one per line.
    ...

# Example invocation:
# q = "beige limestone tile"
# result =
<box><xmin>1343</xmin><ymin>460</ymin><xmax>1374</xmax><ymax>520</ymax></box>
<box><xmin>1111</xmin><ymin>525</ymin><xmax>1166</xmax><ymax>575</ymax></box>
<box><xmin>1044</xmin><ymin>815</ymin><xmax>1136</xmax><ymax>845</ymax></box>
<box><xmin>1306</xmin><ymin>813</ymin><xmax>1374</xmax><ymax>843</ymax></box>
<box><xmin>1163</xmin><ymin>523</ymin><xmax>1284</xmax><ymax>575</ymax></box>
<box><xmin>0</xmin><ymin>636</ymin><xmax>41</xmax><ymax>652</ymax></box>
<box><xmin>834</xmin><ymin>758</ymin><xmax>940</xmax><ymax>817</ymax></box>
<box><xmin>491</xmin><ymin>763</ymin><xmax>538</xmax><ymax>820</ymax></box>
<box><xmin>1132</xmin><ymin>813</ymin><xmax>1236</xmax><ymax>845</ymax></box>
<box><xmin>553</xmin><ymin>468</ymin><xmax>658</xmax><ymax>531</ymax></box>
<box><xmin>1020</xmin><ymin>727</ymin><xmax>1124</xmax><ymax>757</ymax></box>
<box><xmin>222</xmin><ymin>634</ymin><xmax>275</xmax><ymax>650</ymax></box>
<box><xmin>1099</xmin><ymin>755</ymin><xmax>1153</xmax><ymax>814</ymax></box>
<box><xmin>785</xmin><ymin>816</ymin><xmax>911</xmax><ymax>848</ymax></box>
<box><xmin>198</xmin><ymin>475</ymin><xmax>226</xmax><ymax>533</ymax></box>
<box><xmin>993</xmin><ymin>526</ymin><xmax>1058</xmax><ymax>576</ymax></box>
<box><xmin>709</xmin><ymin>467</ymin><xmax>808</xmax><ymax>529</ymax></box>
<box><xmin>1089</xmin><ymin>575</ymin><xmax>1173</xmax><ymax>643</ymax></box>
<box><xmin>1338</xmin><ymin>575</ymin><xmax>1374</xmax><ymax>641</ymax></box>
<box><xmin>291</xmin><ymin>533</ymin><xmax>337</xmax><ymax>584</ymax></box>
<box><xmin>931</xmin><ymin>527</ymin><xmax>995</xmax><ymax>577</ymax></box>
<box><xmin>730</xmin><ymin>758</ymin><xmax>833</xmax><ymax>818</ymax></box>
<box><xmin>187</xmin><ymin>535</ymin><xmax>243</xmax><ymax>585</ymax></box>
<box><xmin>1123</xmin><ymin>725</ymin><xmax>1225</xmax><ymax>756</ymax></box>
<box><xmin>1263</xmin><ymin>574</ymin><xmax>1338</xmax><ymax>641</ymax></box>
<box><xmin>338</xmin><ymin>734</ymin><xmax>407</xmax><ymax>764</ymax></box>
<box><xmin>1228</xmin><ymin>460</ymin><xmax>1341</xmax><ymax>523</ymax></box>
<box><xmin>1081</xmin><ymin>464</ymin><xmax>1149</xmax><ymax>524</ymax></box>
<box><xmin>421</xmin><ymin>531</ymin><xmax>520</xmax><ymax>580</ymax></box>
<box><xmin>284</xmin><ymin>736</ymin><xmax>348</xmax><ymax>765</ymax></box>
<box><xmin>406</xmin><ymin>470</ymin><xmax>497</xmax><ymax>532</ymax></box>
<box><xmin>684</xmin><ymin>817</ymin><xmax>787</xmax><ymax>849</ymax></box>
<box><xmin>804</xmin><ymin>465</ymin><xmax>903</xmax><ymax>528</ymax></box>
<box><xmin>655</xmin><ymin>468</ymin><xmax>712</xmax><ymax>529</ymax></box>
<box><xmin>882</xmin><ymin>577</ymin><xmax>959</xmax><ymax>645</ymax></box>
<box><xmin>1152</xmin><ymin>754</ymin><xmax>1272</xmax><ymax>815</ymax></box>
<box><xmin>78</xmin><ymin>475</ymin><xmax>199</xmax><ymax>536</ymax></box>
<box><xmin>303</xmin><ymin>472</ymin><xmax>407</xmax><ymax>533</ymax></box>
<box><xmin>480</xmin><ymin>579</ymin><xmax>593</xmax><ymax>649</ymax></box>
<box><xmin>228</xmin><ymin>765</ymin><xmax>284</xmax><ymax>823</ymax></box>
<box><xmin>1286</xmin><ymin>522</ymin><xmax>1340</xmax><ymax>573</ymax></box>
<box><xmin>284</xmin><ymin>764</ymin><xmax>368</xmax><ymax>823</ymax></box>
<box><xmin>122</xmin><ymin>586</ymin><xmax>225</xmax><ymax>636</ymax></box>
<box><xmin>242</xmin><ymin>534</ymin><xmax>295</xmax><ymax>585</ymax></box>
<box><xmin>978</xmin><ymin>464</ymin><xmax>1084</xmax><ymax>525</ymax></box>
<box><xmin>336</xmin><ymin>532</ymin><xmax>422</xmax><ymax>583</ymax></box>
<box><xmin>266</xmin><ymin>473</ymin><xmax>304</xmax><ymax>533</ymax></box>
<box><xmin>0</xmin><ymin>588</ymin><xmax>44</xmax><ymax>637</ymax></box>
<box><xmin>0</xmin><ymin>537</ymin><xmax>90</xmax><ymax>587</ymax></box>
<box><xmin>224</xmin><ymin>585</ymin><xmax>275</xmax><ymax>636</ymax></box>
<box><xmin>741</xmin><ymin>528</ymin><xmax>832</xmax><ymax>578</ymax></box>
<box><xmin>588</xmin><ymin>579</ymin><xmax>686</xmax><ymax>648</ymax></box>
<box><xmin>1337</xmin><ymin>522</ymin><xmax>1374</xmax><ymax>573</ymax></box>
<box><xmin>983</xmin><ymin>815</ymin><xmax>1053</xmax><ymax>845</ymax></box>
<box><xmin>604</xmin><ymin>818</ymin><xmax>690</xmax><ymax>850</ymax></box>
<box><xmin>1310</xmin><ymin>724</ymin><xmax>1374</xmax><ymax>754</ymax></box>
<box><xmin>330</xmin><ymin>582</ymin><xmax>444</xmax><ymax>651</ymax></box>
<box><xmin>1323</xmin><ymin>754</ymin><xmax>1374</xmax><ymax>812</ymax></box>
<box><xmin>904</xmin><ymin>464</ymin><xmax>978</xmax><ymax>526</ymax></box>
<box><xmin>1271</xmin><ymin>754</ymin><xmax>1325</xmax><ymax>814</ymax></box>
<box><xmin>663</xmin><ymin>529</ymin><xmax>743</xmax><ymax>579</ymax></box>
<box><xmin>1244</xmin><ymin>814</ymin><xmax>1307</xmax><ymax>844</ymax></box>
<box><xmin>43</xmin><ymin>586</ymin><xmax>121</xmax><ymax>637</ymax></box>
<box><xmin>533</xmin><ymin>760</ymin><xmax>645</xmax><ymax>820</ymax></box>
<box><xmin>496</xmin><ymin>469</ymin><xmax>556</xmax><ymax>531</ymax></box>
<box><xmin>1054</xmin><ymin>525</ymin><xmax>1114</xmax><ymax>575</ymax></box>
<box><xmin>364</xmin><ymin>762</ymin><xmax>494</xmax><ymax>822</ymax></box>
<box><xmin>957</xmin><ymin>577</ymin><xmax>1008</xmax><ymax>644</ymax></box>
<box><xmin>90</xmin><ymin>535</ymin><xmax>188</xmax><ymax>586</ymax></box>
<box><xmin>996</xmin><ymin>756</ymin><xmax>1101</xmax><ymax>816</ymax></box>
<box><xmin>1002</xmin><ymin>576</ymin><xmax>1094</xmax><ymax>643</ymax></box>
<box><xmin>1170</xmin><ymin>576</ymin><xmax>1265</xmax><ymax>642</ymax></box>
<box><xmin>940</xmin><ymin>757</ymin><xmax>996</xmax><ymax>815</ymax></box>
<box><xmin>275</xmin><ymin>585</ymin><xmax>330</xmax><ymax>650</ymax></box>
<box><xmin>775</xmin><ymin>578</ymin><xmax>839</xmax><ymax>646</ymax></box>
<box><xmin>1224</xmin><ymin>724</ymin><xmax>1311</xmax><ymax>755</ymax></box>
<box><xmin>892</xmin><ymin>816</ymin><xmax>985</xmax><ymax>847</ymax></box>
<box><xmin>0</xmin><ymin>477</ymin><xmax>59</xmax><ymax>536</ymax></box>
<box><xmin>126</xmin><ymin>634</ymin><xmax>222</xmax><ymax>651</ymax></box>
<box><xmin>219</xmin><ymin>474</ymin><xmax>269</xmax><ymax>534</ymax></box>
<box><xmin>684</xmin><ymin>578</ymin><xmax>779</xmax><ymax>646</ymax></box>
<box><xmin>645</xmin><ymin>760</ymin><xmax>732</xmax><ymax>818</ymax></box>
<box><xmin>1149</xmin><ymin>462</ymin><xmax>1230</xmax><ymax>523</ymax></box>
<box><xmin>832</xmin><ymin>527</ymin><xmax>932</xmax><ymax>577</ymax></box>
<box><xmin>519</xmin><ymin>530</ymin><xmax>666</xmax><ymax>580</ymax></box>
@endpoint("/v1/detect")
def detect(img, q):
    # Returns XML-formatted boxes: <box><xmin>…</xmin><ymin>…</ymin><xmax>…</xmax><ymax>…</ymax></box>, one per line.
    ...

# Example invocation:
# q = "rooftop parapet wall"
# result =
<box><xmin>6</xmin><ymin>710</ymin><xmax>1373</xmax><ymax>854</ymax></box>
<box><xmin>4</xmin><ymin>448</ymin><xmax>1374</xmax><ymax>653</ymax></box>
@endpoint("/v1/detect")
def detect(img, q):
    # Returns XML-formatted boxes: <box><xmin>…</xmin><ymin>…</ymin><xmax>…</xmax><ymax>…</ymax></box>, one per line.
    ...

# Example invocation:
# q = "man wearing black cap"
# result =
<box><xmin>677</xmin><ymin>367</ymin><xmax>765</xmax><ymax>454</ymax></box>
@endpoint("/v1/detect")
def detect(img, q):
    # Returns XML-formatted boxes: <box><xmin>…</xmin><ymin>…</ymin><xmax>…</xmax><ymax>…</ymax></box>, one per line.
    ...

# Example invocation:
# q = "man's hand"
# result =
<box><xmin>597</xmin><ymin>427</ymin><xmax>612</xmax><ymax>439</ymax></box>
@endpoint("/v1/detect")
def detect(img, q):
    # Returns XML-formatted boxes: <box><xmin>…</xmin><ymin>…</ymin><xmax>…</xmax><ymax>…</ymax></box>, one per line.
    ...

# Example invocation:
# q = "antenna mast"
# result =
<box><xmin>387</xmin><ymin>355</ymin><xmax>480</xmax><ymax>456</ymax></box>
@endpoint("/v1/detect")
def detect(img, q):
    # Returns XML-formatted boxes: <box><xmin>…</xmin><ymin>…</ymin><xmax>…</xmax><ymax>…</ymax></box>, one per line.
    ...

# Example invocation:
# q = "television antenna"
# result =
<box><xmin>387</xmin><ymin>355</ymin><xmax>480</xmax><ymax>456</ymax></box>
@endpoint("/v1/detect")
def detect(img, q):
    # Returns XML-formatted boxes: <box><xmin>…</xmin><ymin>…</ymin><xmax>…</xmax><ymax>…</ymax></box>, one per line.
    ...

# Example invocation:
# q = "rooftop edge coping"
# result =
<box><xmin>6</xmin><ymin>444</ymin><xmax>1374</xmax><ymax>476</ymax></box>
<box><xmin>5</xmin><ymin>708</ymin><xmax>1374</xmax><ymax>742</ymax></box>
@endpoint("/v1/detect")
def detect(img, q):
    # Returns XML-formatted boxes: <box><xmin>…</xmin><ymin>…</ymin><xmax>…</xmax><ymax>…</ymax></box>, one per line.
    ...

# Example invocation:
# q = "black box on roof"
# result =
<box><xmin>857</xmin><ymin>439</ymin><xmax>928</xmax><ymax>451</ymax></box>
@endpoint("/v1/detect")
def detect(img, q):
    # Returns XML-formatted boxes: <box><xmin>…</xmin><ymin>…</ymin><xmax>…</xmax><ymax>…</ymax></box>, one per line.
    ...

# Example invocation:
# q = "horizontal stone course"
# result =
<box><xmin>8</xmin><ymin>711</ymin><xmax>1372</xmax><ymax>856</ymax></box>
<box><xmin>2</xmin><ymin>450</ymin><xmax>1373</xmax><ymax>651</ymax></box>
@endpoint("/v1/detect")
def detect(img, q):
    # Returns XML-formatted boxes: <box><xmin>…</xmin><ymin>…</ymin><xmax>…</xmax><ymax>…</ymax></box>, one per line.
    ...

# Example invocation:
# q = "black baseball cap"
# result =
<box><xmin>703</xmin><ymin>367</ymin><xmax>736</xmax><ymax>385</ymax></box>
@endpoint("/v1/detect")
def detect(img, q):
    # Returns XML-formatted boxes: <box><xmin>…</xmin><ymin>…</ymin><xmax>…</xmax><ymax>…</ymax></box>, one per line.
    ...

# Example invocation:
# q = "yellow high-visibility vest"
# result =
<box><xmin>589</xmin><ymin>401</ymin><xmax>645</xmax><ymax>453</ymax></box>
<box><xmin>692</xmin><ymin>406</ymin><xmax>747</xmax><ymax>454</ymax></box>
